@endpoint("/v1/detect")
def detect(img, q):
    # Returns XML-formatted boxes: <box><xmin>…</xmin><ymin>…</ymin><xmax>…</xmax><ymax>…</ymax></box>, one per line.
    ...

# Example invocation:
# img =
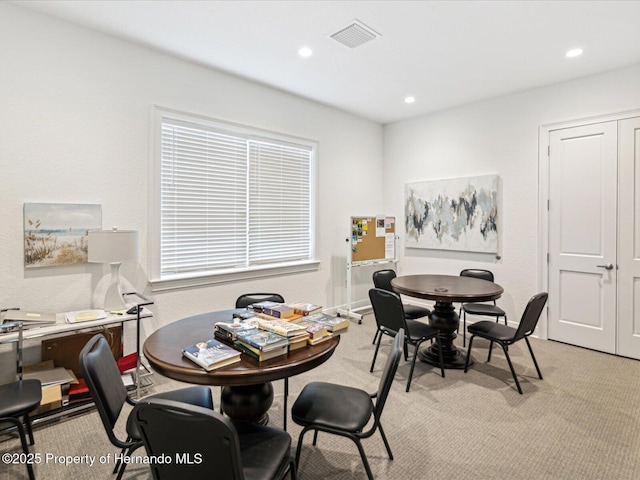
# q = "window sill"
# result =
<box><xmin>150</xmin><ymin>260</ymin><xmax>321</xmax><ymax>292</ymax></box>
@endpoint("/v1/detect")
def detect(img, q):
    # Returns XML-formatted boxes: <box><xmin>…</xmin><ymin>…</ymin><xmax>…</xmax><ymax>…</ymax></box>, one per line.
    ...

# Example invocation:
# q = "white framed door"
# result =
<box><xmin>547</xmin><ymin>122</ymin><xmax>618</xmax><ymax>353</ymax></box>
<box><xmin>618</xmin><ymin>117</ymin><xmax>640</xmax><ymax>358</ymax></box>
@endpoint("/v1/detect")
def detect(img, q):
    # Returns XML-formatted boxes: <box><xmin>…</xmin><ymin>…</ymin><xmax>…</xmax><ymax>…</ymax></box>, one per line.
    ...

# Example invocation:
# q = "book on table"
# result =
<box><xmin>182</xmin><ymin>338</ymin><xmax>242</xmax><ymax>371</ymax></box>
<box><xmin>214</xmin><ymin>321</ymin><xmax>259</xmax><ymax>342</ymax></box>
<box><xmin>303</xmin><ymin>312</ymin><xmax>349</xmax><ymax>334</ymax></box>
<box><xmin>288</xmin><ymin>333</ymin><xmax>309</xmax><ymax>351</ymax></box>
<box><xmin>257</xmin><ymin>311</ymin><xmax>304</xmax><ymax>322</ymax></box>
<box><xmin>248</xmin><ymin>301</ymin><xmax>281</xmax><ymax>313</ymax></box>
<box><xmin>288</xmin><ymin>302</ymin><xmax>323</xmax><ymax>316</ymax></box>
<box><xmin>253</xmin><ymin>317</ymin><xmax>307</xmax><ymax>337</ymax></box>
<box><xmin>234</xmin><ymin>329</ymin><xmax>289</xmax><ymax>351</ymax></box>
<box><xmin>260</xmin><ymin>303</ymin><xmax>295</xmax><ymax>319</ymax></box>
<box><xmin>233</xmin><ymin>341</ymin><xmax>288</xmax><ymax>361</ymax></box>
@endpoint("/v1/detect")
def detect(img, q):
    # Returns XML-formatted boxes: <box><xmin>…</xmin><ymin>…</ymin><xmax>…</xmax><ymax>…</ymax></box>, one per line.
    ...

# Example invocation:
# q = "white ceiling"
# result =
<box><xmin>12</xmin><ymin>0</ymin><xmax>640</xmax><ymax>124</ymax></box>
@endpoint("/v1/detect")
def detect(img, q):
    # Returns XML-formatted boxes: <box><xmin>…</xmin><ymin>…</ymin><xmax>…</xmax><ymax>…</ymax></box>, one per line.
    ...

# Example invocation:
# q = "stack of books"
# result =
<box><xmin>234</xmin><ymin>328</ymin><xmax>289</xmax><ymax>361</ymax></box>
<box><xmin>296</xmin><ymin>312</ymin><xmax>349</xmax><ymax>340</ymax></box>
<box><xmin>289</xmin><ymin>302</ymin><xmax>323</xmax><ymax>316</ymax></box>
<box><xmin>293</xmin><ymin>319</ymin><xmax>331</xmax><ymax>345</ymax></box>
<box><xmin>214</xmin><ymin>321</ymin><xmax>259</xmax><ymax>342</ymax></box>
<box><xmin>251</xmin><ymin>301</ymin><xmax>304</xmax><ymax>322</ymax></box>
<box><xmin>182</xmin><ymin>338</ymin><xmax>242</xmax><ymax>371</ymax></box>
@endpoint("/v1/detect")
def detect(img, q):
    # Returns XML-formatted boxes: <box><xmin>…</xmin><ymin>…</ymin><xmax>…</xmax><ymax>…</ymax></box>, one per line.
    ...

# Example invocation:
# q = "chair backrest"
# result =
<box><xmin>78</xmin><ymin>334</ymin><xmax>129</xmax><ymax>447</ymax></box>
<box><xmin>235</xmin><ymin>293</ymin><xmax>285</xmax><ymax>309</ymax></box>
<box><xmin>133</xmin><ymin>398</ymin><xmax>244</xmax><ymax>480</ymax></box>
<box><xmin>374</xmin><ymin>329</ymin><xmax>404</xmax><ymax>419</ymax></box>
<box><xmin>460</xmin><ymin>269</ymin><xmax>494</xmax><ymax>282</ymax></box>
<box><xmin>369</xmin><ymin>288</ymin><xmax>407</xmax><ymax>334</ymax></box>
<box><xmin>372</xmin><ymin>269</ymin><xmax>397</xmax><ymax>292</ymax></box>
<box><xmin>513</xmin><ymin>292</ymin><xmax>549</xmax><ymax>341</ymax></box>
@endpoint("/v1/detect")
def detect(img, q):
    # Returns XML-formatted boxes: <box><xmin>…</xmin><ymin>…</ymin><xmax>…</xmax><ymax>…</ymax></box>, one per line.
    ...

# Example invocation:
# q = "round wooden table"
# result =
<box><xmin>143</xmin><ymin>309</ymin><xmax>340</xmax><ymax>424</ymax></box>
<box><xmin>391</xmin><ymin>274</ymin><xmax>504</xmax><ymax>369</ymax></box>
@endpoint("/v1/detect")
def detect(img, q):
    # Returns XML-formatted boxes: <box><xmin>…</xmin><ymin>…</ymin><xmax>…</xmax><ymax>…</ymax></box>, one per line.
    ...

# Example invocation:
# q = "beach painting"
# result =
<box><xmin>24</xmin><ymin>203</ymin><xmax>102</xmax><ymax>268</ymax></box>
<box><xmin>404</xmin><ymin>175</ymin><xmax>498</xmax><ymax>253</ymax></box>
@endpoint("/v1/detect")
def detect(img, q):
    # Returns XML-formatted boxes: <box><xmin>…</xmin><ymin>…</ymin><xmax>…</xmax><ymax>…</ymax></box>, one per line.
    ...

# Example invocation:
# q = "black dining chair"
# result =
<box><xmin>0</xmin><ymin>320</ymin><xmax>42</xmax><ymax>480</ymax></box>
<box><xmin>132</xmin><ymin>398</ymin><xmax>297</xmax><ymax>480</ymax></box>
<box><xmin>457</xmin><ymin>269</ymin><xmax>507</xmax><ymax>347</ymax></box>
<box><xmin>292</xmin><ymin>329</ymin><xmax>404</xmax><ymax>480</ymax></box>
<box><xmin>372</xmin><ymin>269</ymin><xmax>430</xmax><ymax>344</ymax></box>
<box><xmin>464</xmin><ymin>292</ymin><xmax>548</xmax><ymax>394</ymax></box>
<box><xmin>79</xmin><ymin>334</ymin><xmax>215</xmax><ymax>480</ymax></box>
<box><xmin>235</xmin><ymin>293</ymin><xmax>285</xmax><ymax>309</ymax></box>
<box><xmin>369</xmin><ymin>288</ymin><xmax>444</xmax><ymax>392</ymax></box>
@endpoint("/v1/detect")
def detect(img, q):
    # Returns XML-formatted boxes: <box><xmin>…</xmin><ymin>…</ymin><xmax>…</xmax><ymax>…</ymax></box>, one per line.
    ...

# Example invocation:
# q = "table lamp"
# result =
<box><xmin>88</xmin><ymin>228</ymin><xmax>139</xmax><ymax>311</ymax></box>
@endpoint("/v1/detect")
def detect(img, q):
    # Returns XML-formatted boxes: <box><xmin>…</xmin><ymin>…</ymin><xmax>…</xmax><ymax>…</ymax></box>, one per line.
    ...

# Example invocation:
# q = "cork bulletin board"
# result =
<box><xmin>350</xmin><ymin>216</ymin><xmax>396</xmax><ymax>263</ymax></box>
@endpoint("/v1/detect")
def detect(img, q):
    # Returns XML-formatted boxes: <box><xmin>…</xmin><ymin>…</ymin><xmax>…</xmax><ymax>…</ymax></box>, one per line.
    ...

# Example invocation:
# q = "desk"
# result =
<box><xmin>143</xmin><ymin>309</ymin><xmax>340</xmax><ymax>424</ymax></box>
<box><xmin>391</xmin><ymin>274</ymin><xmax>503</xmax><ymax>369</ymax></box>
<box><xmin>0</xmin><ymin>308</ymin><xmax>152</xmax><ymax>422</ymax></box>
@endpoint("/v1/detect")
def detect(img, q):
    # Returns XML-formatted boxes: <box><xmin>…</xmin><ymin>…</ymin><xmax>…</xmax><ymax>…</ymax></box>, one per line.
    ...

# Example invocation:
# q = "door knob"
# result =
<box><xmin>596</xmin><ymin>262</ymin><xmax>614</xmax><ymax>270</ymax></box>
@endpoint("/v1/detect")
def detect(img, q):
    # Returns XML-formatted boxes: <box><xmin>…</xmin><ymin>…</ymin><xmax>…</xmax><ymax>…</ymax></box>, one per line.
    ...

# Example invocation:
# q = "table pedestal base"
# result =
<box><xmin>221</xmin><ymin>382</ymin><xmax>273</xmax><ymax>425</ymax></box>
<box><xmin>417</xmin><ymin>301</ymin><xmax>472</xmax><ymax>369</ymax></box>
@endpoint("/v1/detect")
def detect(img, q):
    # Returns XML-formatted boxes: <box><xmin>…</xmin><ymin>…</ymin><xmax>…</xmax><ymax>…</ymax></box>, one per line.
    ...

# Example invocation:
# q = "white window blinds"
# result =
<box><xmin>160</xmin><ymin>117</ymin><xmax>313</xmax><ymax>278</ymax></box>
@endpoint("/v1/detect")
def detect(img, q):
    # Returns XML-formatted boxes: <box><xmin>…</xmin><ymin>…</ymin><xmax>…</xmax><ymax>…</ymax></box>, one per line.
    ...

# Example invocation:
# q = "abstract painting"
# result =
<box><xmin>24</xmin><ymin>203</ymin><xmax>102</xmax><ymax>268</ymax></box>
<box><xmin>404</xmin><ymin>175</ymin><xmax>498</xmax><ymax>253</ymax></box>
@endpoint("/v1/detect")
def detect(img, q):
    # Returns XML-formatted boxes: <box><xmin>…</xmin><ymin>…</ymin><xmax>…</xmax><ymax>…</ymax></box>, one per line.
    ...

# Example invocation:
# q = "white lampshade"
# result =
<box><xmin>88</xmin><ymin>229</ymin><xmax>139</xmax><ymax>264</ymax></box>
<box><xmin>88</xmin><ymin>229</ymin><xmax>139</xmax><ymax>311</ymax></box>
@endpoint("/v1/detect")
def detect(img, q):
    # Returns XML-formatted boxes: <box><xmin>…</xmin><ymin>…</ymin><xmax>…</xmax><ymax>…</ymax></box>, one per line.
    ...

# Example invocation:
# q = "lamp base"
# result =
<box><xmin>103</xmin><ymin>263</ymin><xmax>127</xmax><ymax>311</ymax></box>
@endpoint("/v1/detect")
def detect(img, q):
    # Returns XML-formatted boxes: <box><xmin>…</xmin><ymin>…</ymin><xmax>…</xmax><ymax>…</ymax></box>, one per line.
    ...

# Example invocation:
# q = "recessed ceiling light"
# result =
<box><xmin>404</xmin><ymin>96</ymin><xmax>416</xmax><ymax>104</ymax></box>
<box><xmin>566</xmin><ymin>48</ymin><xmax>583</xmax><ymax>58</ymax></box>
<box><xmin>298</xmin><ymin>47</ymin><xmax>313</xmax><ymax>57</ymax></box>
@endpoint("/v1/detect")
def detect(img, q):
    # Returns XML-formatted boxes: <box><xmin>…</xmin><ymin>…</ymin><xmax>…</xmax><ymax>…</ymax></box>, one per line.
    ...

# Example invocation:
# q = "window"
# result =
<box><xmin>150</xmin><ymin>108</ymin><xmax>317</xmax><ymax>289</ymax></box>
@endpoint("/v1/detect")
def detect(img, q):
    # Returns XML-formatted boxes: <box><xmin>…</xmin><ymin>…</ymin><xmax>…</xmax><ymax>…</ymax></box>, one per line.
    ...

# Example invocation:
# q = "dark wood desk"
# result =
<box><xmin>391</xmin><ymin>274</ymin><xmax>503</xmax><ymax>369</ymax></box>
<box><xmin>143</xmin><ymin>309</ymin><xmax>340</xmax><ymax>424</ymax></box>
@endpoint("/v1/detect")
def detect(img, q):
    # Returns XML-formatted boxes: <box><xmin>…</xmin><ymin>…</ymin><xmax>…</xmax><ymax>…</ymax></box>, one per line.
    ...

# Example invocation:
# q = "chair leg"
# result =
<box><xmin>525</xmin><ymin>337</ymin><xmax>543</xmax><ymax>379</ymax></box>
<box><xmin>283</xmin><ymin>377</ymin><xmax>288</xmax><ymax>431</ymax></box>
<box><xmin>312</xmin><ymin>429</ymin><xmax>319</xmax><ymax>446</ymax></box>
<box><xmin>462</xmin><ymin>311</ymin><xmax>467</xmax><ymax>347</ymax></box>
<box><xmin>377</xmin><ymin>422</ymin><xmax>394</xmax><ymax>460</ymax></box>
<box><xmin>406</xmin><ymin>341</ymin><xmax>421</xmax><ymax>392</ymax></box>
<box><xmin>6</xmin><ymin>418</ymin><xmax>35</xmax><ymax>480</ymax></box>
<box><xmin>436</xmin><ymin>336</ymin><xmax>445</xmax><ymax>378</ymax></box>
<box><xmin>504</xmin><ymin>314</ymin><xmax>508</xmax><ymax>326</ymax></box>
<box><xmin>287</xmin><ymin>457</ymin><xmax>298</xmax><ymax>480</ymax></box>
<box><xmin>464</xmin><ymin>336</ymin><xmax>475</xmax><ymax>372</ymax></box>
<box><xmin>372</xmin><ymin>328</ymin><xmax>380</xmax><ymax>345</ymax></box>
<box><xmin>295</xmin><ymin>427</ymin><xmax>310</xmax><ymax>467</ymax></box>
<box><xmin>500</xmin><ymin>343</ymin><xmax>523</xmax><ymax>394</ymax></box>
<box><xmin>353</xmin><ymin>437</ymin><xmax>375</xmax><ymax>480</ymax></box>
<box><xmin>370</xmin><ymin>334</ymin><xmax>383</xmax><ymax>372</ymax></box>
<box><xmin>487</xmin><ymin>341</ymin><xmax>494</xmax><ymax>362</ymax></box>
<box><xmin>24</xmin><ymin>414</ymin><xmax>35</xmax><ymax>446</ymax></box>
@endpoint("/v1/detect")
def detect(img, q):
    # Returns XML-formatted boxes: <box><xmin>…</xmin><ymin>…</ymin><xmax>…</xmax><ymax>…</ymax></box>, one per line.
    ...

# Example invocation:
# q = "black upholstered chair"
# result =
<box><xmin>79</xmin><ymin>334</ymin><xmax>214</xmax><ymax>480</ymax></box>
<box><xmin>464</xmin><ymin>292</ymin><xmax>548</xmax><ymax>394</ymax></box>
<box><xmin>132</xmin><ymin>398</ymin><xmax>296</xmax><ymax>480</ymax></box>
<box><xmin>372</xmin><ymin>269</ymin><xmax>430</xmax><ymax>344</ymax></box>
<box><xmin>292</xmin><ymin>330</ymin><xmax>404</xmax><ymax>480</ymax></box>
<box><xmin>458</xmin><ymin>269</ymin><xmax>507</xmax><ymax>346</ymax></box>
<box><xmin>0</xmin><ymin>320</ymin><xmax>41</xmax><ymax>480</ymax></box>
<box><xmin>369</xmin><ymin>288</ymin><xmax>444</xmax><ymax>391</ymax></box>
<box><xmin>235</xmin><ymin>293</ymin><xmax>285</xmax><ymax>309</ymax></box>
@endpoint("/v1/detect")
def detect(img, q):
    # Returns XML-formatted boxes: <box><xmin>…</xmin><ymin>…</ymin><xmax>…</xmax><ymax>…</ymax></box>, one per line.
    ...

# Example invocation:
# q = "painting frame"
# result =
<box><xmin>404</xmin><ymin>174</ymin><xmax>499</xmax><ymax>253</ymax></box>
<box><xmin>24</xmin><ymin>203</ymin><xmax>102</xmax><ymax>268</ymax></box>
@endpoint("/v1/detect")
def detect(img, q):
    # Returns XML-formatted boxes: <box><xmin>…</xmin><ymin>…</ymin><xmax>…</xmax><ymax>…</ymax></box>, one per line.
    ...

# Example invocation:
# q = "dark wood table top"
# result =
<box><xmin>143</xmin><ymin>309</ymin><xmax>340</xmax><ymax>386</ymax></box>
<box><xmin>391</xmin><ymin>274</ymin><xmax>503</xmax><ymax>303</ymax></box>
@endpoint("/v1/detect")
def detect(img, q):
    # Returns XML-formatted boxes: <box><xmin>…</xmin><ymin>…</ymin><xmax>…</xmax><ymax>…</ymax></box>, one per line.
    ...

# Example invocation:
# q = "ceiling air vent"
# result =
<box><xmin>330</xmin><ymin>20</ymin><xmax>380</xmax><ymax>49</ymax></box>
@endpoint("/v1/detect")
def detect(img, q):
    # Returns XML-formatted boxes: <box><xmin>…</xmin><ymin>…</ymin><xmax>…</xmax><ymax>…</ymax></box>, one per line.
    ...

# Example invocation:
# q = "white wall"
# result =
<box><xmin>0</xmin><ymin>3</ymin><xmax>383</xmax><ymax>342</ymax></box>
<box><xmin>384</xmin><ymin>62</ymin><xmax>640</xmax><ymax>329</ymax></box>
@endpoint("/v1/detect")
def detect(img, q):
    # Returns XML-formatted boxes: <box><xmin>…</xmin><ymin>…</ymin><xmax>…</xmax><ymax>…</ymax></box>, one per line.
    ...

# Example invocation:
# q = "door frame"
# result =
<box><xmin>538</xmin><ymin>108</ymin><xmax>640</xmax><ymax>341</ymax></box>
